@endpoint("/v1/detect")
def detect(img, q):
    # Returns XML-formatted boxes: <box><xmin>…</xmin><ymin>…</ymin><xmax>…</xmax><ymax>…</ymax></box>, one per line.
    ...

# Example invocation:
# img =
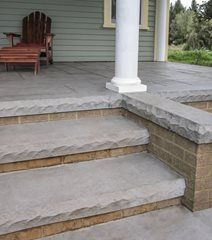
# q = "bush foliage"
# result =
<box><xmin>169</xmin><ymin>0</ymin><xmax>212</xmax><ymax>50</ymax></box>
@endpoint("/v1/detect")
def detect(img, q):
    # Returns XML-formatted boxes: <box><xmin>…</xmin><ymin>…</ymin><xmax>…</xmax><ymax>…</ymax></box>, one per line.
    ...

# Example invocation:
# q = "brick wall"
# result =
<box><xmin>184</xmin><ymin>101</ymin><xmax>212</xmax><ymax>113</ymax></box>
<box><xmin>124</xmin><ymin>110</ymin><xmax>212</xmax><ymax>211</ymax></box>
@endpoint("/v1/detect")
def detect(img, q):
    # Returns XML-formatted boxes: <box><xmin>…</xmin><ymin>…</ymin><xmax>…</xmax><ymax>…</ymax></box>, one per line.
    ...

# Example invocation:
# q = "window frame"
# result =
<box><xmin>103</xmin><ymin>0</ymin><xmax>149</xmax><ymax>30</ymax></box>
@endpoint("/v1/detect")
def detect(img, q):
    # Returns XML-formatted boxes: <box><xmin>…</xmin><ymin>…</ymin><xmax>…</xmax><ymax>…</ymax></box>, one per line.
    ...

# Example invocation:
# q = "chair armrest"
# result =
<box><xmin>45</xmin><ymin>33</ymin><xmax>55</xmax><ymax>38</ymax></box>
<box><xmin>3</xmin><ymin>33</ymin><xmax>21</xmax><ymax>47</ymax></box>
<box><xmin>45</xmin><ymin>33</ymin><xmax>55</xmax><ymax>47</ymax></box>
<box><xmin>3</xmin><ymin>32</ymin><xmax>21</xmax><ymax>38</ymax></box>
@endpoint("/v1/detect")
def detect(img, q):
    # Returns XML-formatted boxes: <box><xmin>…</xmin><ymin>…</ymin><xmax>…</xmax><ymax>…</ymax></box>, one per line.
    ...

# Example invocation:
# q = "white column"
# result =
<box><xmin>106</xmin><ymin>0</ymin><xmax>147</xmax><ymax>93</ymax></box>
<box><xmin>155</xmin><ymin>0</ymin><xmax>169</xmax><ymax>61</ymax></box>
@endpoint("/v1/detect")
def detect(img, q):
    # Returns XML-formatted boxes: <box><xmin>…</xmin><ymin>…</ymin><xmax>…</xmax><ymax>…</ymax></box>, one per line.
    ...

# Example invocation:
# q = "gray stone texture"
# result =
<box><xmin>42</xmin><ymin>206</ymin><xmax>212</xmax><ymax>240</ymax></box>
<box><xmin>0</xmin><ymin>115</ymin><xmax>149</xmax><ymax>164</ymax></box>
<box><xmin>123</xmin><ymin>93</ymin><xmax>212</xmax><ymax>144</ymax></box>
<box><xmin>0</xmin><ymin>62</ymin><xmax>212</xmax><ymax>143</ymax></box>
<box><xmin>1</xmin><ymin>62</ymin><xmax>212</xmax><ymax>117</ymax></box>
<box><xmin>0</xmin><ymin>153</ymin><xmax>185</xmax><ymax>235</ymax></box>
<box><xmin>0</xmin><ymin>95</ymin><xmax>121</xmax><ymax>118</ymax></box>
<box><xmin>155</xmin><ymin>89</ymin><xmax>212</xmax><ymax>103</ymax></box>
<box><xmin>1</xmin><ymin>62</ymin><xmax>212</xmax><ymax>102</ymax></box>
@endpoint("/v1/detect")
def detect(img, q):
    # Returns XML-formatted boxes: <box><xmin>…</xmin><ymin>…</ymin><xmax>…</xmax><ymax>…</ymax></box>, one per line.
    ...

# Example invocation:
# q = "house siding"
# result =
<box><xmin>0</xmin><ymin>0</ymin><xmax>156</xmax><ymax>62</ymax></box>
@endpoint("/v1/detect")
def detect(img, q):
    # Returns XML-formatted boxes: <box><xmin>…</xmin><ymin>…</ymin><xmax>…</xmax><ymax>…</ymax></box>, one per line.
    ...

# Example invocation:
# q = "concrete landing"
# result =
<box><xmin>0</xmin><ymin>153</ymin><xmax>185</xmax><ymax>235</ymax></box>
<box><xmin>0</xmin><ymin>62</ymin><xmax>212</xmax><ymax>102</ymax></box>
<box><xmin>42</xmin><ymin>206</ymin><xmax>212</xmax><ymax>240</ymax></box>
<box><xmin>0</xmin><ymin>115</ymin><xmax>149</xmax><ymax>164</ymax></box>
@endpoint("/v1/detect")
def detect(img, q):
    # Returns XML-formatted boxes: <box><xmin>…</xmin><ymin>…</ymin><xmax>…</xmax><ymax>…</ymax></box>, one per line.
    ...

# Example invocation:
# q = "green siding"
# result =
<box><xmin>0</xmin><ymin>0</ymin><xmax>156</xmax><ymax>62</ymax></box>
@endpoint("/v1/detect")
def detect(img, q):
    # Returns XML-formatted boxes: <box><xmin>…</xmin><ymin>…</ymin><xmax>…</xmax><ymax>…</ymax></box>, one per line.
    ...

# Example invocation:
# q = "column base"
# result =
<box><xmin>106</xmin><ymin>82</ymin><xmax>147</xmax><ymax>93</ymax></box>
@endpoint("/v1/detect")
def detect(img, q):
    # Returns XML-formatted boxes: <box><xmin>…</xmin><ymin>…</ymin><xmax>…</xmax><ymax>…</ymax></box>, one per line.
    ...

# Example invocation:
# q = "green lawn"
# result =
<box><xmin>168</xmin><ymin>50</ymin><xmax>212</xmax><ymax>67</ymax></box>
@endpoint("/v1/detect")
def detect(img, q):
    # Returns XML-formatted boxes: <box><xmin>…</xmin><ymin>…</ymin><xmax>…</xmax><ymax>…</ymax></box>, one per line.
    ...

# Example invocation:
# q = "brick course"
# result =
<box><xmin>0</xmin><ymin>145</ymin><xmax>146</xmax><ymax>173</ymax></box>
<box><xmin>185</xmin><ymin>101</ymin><xmax>212</xmax><ymax>113</ymax></box>
<box><xmin>0</xmin><ymin>108</ymin><xmax>124</xmax><ymax>126</ymax></box>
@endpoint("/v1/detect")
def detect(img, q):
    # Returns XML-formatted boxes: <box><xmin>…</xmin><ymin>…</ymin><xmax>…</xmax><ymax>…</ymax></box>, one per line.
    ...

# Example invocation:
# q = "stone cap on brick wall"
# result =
<box><xmin>122</xmin><ymin>93</ymin><xmax>212</xmax><ymax>144</ymax></box>
<box><xmin>153</xmin><ymin>89</ymin><xmax>212</xmax><ymax>103</ymax></box>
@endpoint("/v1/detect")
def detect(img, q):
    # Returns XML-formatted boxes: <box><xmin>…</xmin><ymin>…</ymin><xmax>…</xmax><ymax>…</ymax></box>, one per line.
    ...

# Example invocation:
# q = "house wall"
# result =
<box><xmin>0</xmin><ymin>0</ymin><xmax>156</xmax><ymax>62</ymax></box>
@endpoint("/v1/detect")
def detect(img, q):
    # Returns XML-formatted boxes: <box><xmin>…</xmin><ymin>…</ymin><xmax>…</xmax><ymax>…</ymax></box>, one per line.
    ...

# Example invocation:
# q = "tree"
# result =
<box><xmin>185</xmin><ymin>18</ymin><xmax>212</xmax><ymax>50</ymax></box>
<box><xmin>190</xmin><ymin>0</ymin><xmax>198</xmax><ymax>13</ymax></box>
<box><xmin>170</xmin><ymin>10</ymin><xmax>195</xmax><ymax>46</ymax></box>
<box><xmin>170</xmin><ymin>3</ymin><xmax>174</xmax><ymax>23</ymax></box>
<box><xmin>169</xmin><ymin>3</ymin><xmax>175</xmax><ymax>44</ymax></box>
<box><xmin>199</xmin><ymin>0</ymin><xmax>212</xmax><ymax>20</ymax></box>
<box><xmin>173</xmin><ymin>0</ymin><xmax>185</xmax><ymax>15</ymax></box>
<box><xmin>169</xmin><ymin>0</ymin><xmax>212</xmax><ymax>50</ymax></box>
<box><xmin>169</xmin><ymin>0</ymin><xmax>185</xmax><ymax>44</ymax></box>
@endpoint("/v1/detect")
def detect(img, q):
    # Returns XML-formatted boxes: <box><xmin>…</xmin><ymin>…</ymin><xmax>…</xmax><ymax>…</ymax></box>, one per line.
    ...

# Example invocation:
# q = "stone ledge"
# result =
<box><xmin>1</xmin><ymin>90</ymin><xmax>212</xmax><ymax>145</ymax></box>
<box><xmin>154</xmin><ymin>89</ymin><xmax>212</xmax><ymax>103</ymax></box>
<box><xmin>0</xmin><ymin>95</ymin><xmax>122</xmax><ymax>118</ymax></box>
<box><xmin>122</xmin><ymin>92</ymin><xmax>212</xmax><ymax>144</ymax></box>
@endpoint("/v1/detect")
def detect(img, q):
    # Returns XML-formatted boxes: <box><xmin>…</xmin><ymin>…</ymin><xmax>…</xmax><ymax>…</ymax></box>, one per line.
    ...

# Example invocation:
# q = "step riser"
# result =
<box><xmin>0</xmin><ymin>145</ymin><xmax>146</xmax><ymax>173</ymax></box>
<box><xmin>0</xmin><ymin>108</ymin><xmax>125</xmax><ymax>126</ymax></box>
<box><xmin>0</xmin><ymin>197</ymin><xmax>181</xmax><ymax>240</ymax></box>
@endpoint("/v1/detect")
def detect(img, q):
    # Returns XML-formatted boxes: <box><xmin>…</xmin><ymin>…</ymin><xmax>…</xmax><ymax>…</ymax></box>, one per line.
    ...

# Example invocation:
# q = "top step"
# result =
<box><xmin>0</xmin><ymin>115</ymin><xmax>149</xmax><ymax>165</ymax></box>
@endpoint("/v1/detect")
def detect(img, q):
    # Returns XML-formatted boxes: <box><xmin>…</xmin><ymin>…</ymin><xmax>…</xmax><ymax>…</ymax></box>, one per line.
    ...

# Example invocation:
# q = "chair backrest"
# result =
<box><xmin>22</xmin><ymin>11</ymin><xmax>51</xmax><ymax>45</ymax></box>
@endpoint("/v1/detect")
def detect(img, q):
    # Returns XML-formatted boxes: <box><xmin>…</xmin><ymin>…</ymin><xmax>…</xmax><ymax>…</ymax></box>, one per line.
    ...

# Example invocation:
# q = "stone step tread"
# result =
<box><xmin>41</xmin><ymin>206</ymin><xmax>212</xmax><ymax>240</ymax></box>
<box><xmin>0</xmin><ymin>115</ymin><xmax>149</xmax><ymax>164</ymax></box>
<box><xmin>0</xmin><ymin>152</ymin><xmax>185</xmax><ymax>235</ymax></box>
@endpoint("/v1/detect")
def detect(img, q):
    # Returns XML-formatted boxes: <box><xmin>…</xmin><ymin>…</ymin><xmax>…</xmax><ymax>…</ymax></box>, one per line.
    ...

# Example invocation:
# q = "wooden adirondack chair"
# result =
<box><xmin>3</xmin><ymin>11</ymin><xmax>55</xmax><ymax>67</ymax></box>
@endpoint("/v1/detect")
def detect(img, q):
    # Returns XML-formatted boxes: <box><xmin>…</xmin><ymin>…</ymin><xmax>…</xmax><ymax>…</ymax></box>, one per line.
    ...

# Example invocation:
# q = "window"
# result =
<box><xmin>103</xmin><ymin>0</ymin><xmax>149</xmax><ymax>30</ymax></box>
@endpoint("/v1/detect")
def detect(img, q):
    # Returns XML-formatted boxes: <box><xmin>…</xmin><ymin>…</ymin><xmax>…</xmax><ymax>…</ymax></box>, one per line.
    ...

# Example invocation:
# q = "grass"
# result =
<box><xmin>168</xmin><ymin>49</ymin><xmax>212</xmax><ymax>67</ymax></box>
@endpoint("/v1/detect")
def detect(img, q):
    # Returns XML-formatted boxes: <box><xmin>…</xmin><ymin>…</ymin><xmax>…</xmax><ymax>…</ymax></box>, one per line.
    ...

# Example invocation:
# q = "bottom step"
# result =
<box><xmin>0</xmin><ymin>153</ymin><xmax>185</xmax><ymax>238</ymax></box>
<box><xmin>42</xmin><ymin>206</ymin><xmax>212</xmax><ymax>240</ymax></box>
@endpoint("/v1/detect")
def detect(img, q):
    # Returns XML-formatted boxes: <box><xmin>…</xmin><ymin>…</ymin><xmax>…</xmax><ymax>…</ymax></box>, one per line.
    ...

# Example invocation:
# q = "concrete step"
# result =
<box><xmin>41</xmin><ymin>206</ymin><xmax>212</xmax><ymax>240</ymax></box>
<box><xmin>0</xmin><ymin>152</ymin><xmax>185</xmax><ymax>238</ymax></box>
<box><xmin>0</xmin><ymin>115</ymin><xmax>149</xmax><ymax>168</ymax></box>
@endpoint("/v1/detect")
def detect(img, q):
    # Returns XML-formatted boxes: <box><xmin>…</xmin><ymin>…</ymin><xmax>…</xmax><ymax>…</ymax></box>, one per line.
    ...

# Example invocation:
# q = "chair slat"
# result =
<box><xmin>22</xmin><ymin>16</ymin><xmax>28</xmax><ymax>43</ymax></box>
<box><xmin>28</xmin><ymin>12</ymin><xmax>34</xmax><ymax>44</ymax></box>
<box><xmin>3</xmin><ymin>11</ymin><xmax>54</xmax><ymax>70</ymax></box>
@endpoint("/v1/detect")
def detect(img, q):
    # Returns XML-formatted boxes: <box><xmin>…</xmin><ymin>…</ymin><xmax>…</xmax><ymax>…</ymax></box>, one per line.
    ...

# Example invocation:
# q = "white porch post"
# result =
<box><xmin>106</xmin><ymin>0</ymin><xmax>147</xmax><ymax>93</ymax></box>
<box><xmin>155</xmin><ymin>0</ymin><xmax>169</xmax><ymax>61</ymax></box>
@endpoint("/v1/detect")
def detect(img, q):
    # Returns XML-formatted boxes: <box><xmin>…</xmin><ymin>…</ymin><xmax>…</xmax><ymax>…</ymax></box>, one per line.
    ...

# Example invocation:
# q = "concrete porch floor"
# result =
<box><xmin>0</xmin><ymin>62</ymin><xmax>212</xmax><ymax>102</ymax></box>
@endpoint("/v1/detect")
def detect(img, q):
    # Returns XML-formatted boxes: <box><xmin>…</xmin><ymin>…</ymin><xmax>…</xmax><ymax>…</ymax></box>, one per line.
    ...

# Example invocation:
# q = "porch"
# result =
<box><xmin>0</xmin><ymin>61</ymin><xmax>212</xmax><ymax>102</ymax></box>
<box><xmin>1</xmin><ymin>0</ymin><xmax>212</xmax><ymax>238</ymax></box>
<box><xmin>0</xmin><ymin>61</ymin><xmax>212</xmax><ymax>239</ymax></box>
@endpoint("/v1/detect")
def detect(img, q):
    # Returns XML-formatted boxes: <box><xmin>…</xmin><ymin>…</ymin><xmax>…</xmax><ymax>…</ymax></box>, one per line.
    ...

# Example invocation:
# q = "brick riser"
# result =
<box><xmin>184</xmin><ymin>101</ymin><xmax>212</xmax><ymax>113</ymax></box>
<box><xmin>0</xmin><ymin>145</ymin><xmax>146</xmax><ymax>173</ymax></box>
<box><xmin>0</xmin><ymin>197</ymin><xmax>181</xmax><ymax>240</ymax></box>
<box><xmin>0</xmin><ymin>108</ymin><xmax>124</xmax><ymax>126</ymax></box>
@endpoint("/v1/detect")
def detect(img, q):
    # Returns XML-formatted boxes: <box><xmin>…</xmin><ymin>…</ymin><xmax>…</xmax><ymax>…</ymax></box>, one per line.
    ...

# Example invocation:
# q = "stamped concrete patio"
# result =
<box><xmin>0</xmin><ymin>62</ymin><xmax>212</xmax><ymax>102</ymax></box>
